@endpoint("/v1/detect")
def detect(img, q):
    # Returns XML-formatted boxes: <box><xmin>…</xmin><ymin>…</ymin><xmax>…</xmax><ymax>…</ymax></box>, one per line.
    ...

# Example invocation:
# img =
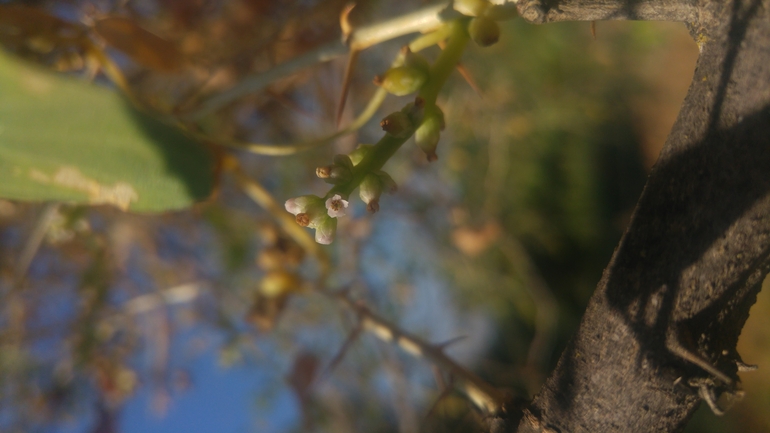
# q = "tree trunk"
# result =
<box><xmin>490</xmin><ymin>0</ymin><xmax>770</xmax><ymax>431</ymax></box>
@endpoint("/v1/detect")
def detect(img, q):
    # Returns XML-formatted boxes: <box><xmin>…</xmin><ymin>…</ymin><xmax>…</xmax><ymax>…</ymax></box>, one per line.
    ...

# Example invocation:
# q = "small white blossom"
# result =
<box><xmin>325</xmin><ymin>194</ymin><xmax>348</xmax><ymax>218</ymax></box>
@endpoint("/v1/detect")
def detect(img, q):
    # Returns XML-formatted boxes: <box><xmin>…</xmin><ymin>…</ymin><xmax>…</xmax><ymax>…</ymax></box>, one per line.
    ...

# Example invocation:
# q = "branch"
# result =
<box><xmin>331</xmin><ymin>291</ymin><xmax>509</xmax><ymax>415</ymax></box>
<box><xmin>497</xmin><ymin>0</ymin><xmax>770</xmax><ymax>431</ymax></box>
<box><xmin>516</xmin><ymin>0</ymin><xmax>700</xmax><ymax>24</ymax></box>
<box><xmin>184</xmin><ymin>3</ymin><xmax>460</xmax><ymax>121</ymax></box>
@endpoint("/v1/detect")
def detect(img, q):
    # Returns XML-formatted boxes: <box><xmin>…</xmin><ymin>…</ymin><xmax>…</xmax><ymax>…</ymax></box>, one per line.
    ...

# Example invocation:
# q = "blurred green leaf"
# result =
<box><xmin>0</xmin><ymin>50</ymin><xmax>214</xmax><ymax>212</ymax></box>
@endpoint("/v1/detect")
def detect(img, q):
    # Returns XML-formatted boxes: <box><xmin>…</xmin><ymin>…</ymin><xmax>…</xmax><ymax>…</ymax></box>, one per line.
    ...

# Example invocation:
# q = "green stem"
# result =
<box><xmin>327</xmin><ymin>132</ymin><xmax>412</xmax><ymax>199</ymax></box>
<box><xmin>419</xmin><ymin>20</ymin><xmax>470</xmax><ymax>106</ymax></box>
<box><xmin>325</xmin><ymin>19</ymin><xmax>470</xmax><ymax>201</ymax></box>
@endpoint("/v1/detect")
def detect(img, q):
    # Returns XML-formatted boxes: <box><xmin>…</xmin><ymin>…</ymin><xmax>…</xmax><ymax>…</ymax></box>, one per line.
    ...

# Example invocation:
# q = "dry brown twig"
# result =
<box><xmin>327</xmin><ymin>289</ymin><xmax>509</xmax><ymax>415</ymax></box>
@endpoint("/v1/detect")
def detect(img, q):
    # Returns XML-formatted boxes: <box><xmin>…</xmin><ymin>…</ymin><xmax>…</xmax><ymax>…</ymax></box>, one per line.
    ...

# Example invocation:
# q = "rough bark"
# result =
<box><xmin>489</xmin><ymin>0</ymin><xmax>770</xmax><ymax>431</ymax></box>
<box><xmin>516</xmin><ymin>0</ymin><xmax>700</xmax><ymax>22</ymax></box>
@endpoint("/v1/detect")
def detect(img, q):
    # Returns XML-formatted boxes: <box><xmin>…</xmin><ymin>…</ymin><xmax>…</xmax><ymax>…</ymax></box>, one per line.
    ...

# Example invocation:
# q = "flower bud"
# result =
<box><xmin>381</xmin><ymin>111</ymin><xmax>414</xmax><ymax>138</ymax></box>
<box><xmin>359</xmin><ymin>170</ymin><xmax>397</xmax><ymax>213</ymax></box>
<box><xmin>316</xmin><ymin>164</ymin><xmax>351</xmax><ymax>184</ymax></box>
<box><xmin>333</xmin><ymin>154</ymin><xmax>354</xmax><ymax>170</ymax></box>
<box><xmin>402</xmin><ymin>47</ymin><xmax>430</xmax><ymax>74</ymax></box>
<box><xmin>469</xmin><ymin>16</ymin><xmax>500</xmax><ymax>47</ymax></box>
<box><xmin>314</xmin><ymin>216</ymin><xmax>338</xmax><ymax>245</ymax></box>
<box><xmin>400</xmin><ymin>96</ymin><xmax>426</xmax><ymax>125</ymax></box>
<box><xmin>285</xmin><ymin>195</ymin><xmax>322</xmax><ymax>215</ymax></box>
<box><xmin>414</xmin><ymin>105</ymin><xmax>444</xmax><ymax>162</ymax></box>
<box><xmin>285</xmin><ymin>195</ymin><xmax>343</xmax><ymax>244</ymax></box>
<box><xmin>454</xmin><ymin>0</ymin><xmax>491</xmax><ymax>16</ymax></box>
<box><xmin>285</xmin><ymin>195</ymin><xmax>326</xmax><ymax>228</ymax></box>
<box><xmin>315</xmin><ymin>166</ymin><xmax>332</xmax><ymax>178</ymax></box>
<box><xmin>348</xmin><ymin>144</ymin><xmax>373</xmax><ymax>166</ymax></box>
<box><xmin>373</xmin><ymin>66</ymin><xmax>428</xmax><ymax>96</ymax></box>
<box><xmin>316</xmin><ymin>154</ymin><xmax>354</xmax><ymax>184</ymax></box>
<box><xmin>359</xmin><ymin>174</ymin><xmax>383</xmax><ymax>213</ymax></box>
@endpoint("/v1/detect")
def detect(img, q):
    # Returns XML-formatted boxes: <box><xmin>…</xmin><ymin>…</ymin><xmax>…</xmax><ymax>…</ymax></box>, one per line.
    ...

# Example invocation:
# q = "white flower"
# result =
<box><xmin>325</xmin><ymin>194</ymin><xmax>349</xmax><ymax>218</ymax></box>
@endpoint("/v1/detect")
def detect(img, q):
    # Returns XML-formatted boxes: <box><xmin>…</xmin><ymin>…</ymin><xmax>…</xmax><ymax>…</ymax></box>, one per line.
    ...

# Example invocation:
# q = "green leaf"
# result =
<box><xmin>0</xmin><ymin>50</ymin><xmax>215</xmax><ymax>212</ymax></box>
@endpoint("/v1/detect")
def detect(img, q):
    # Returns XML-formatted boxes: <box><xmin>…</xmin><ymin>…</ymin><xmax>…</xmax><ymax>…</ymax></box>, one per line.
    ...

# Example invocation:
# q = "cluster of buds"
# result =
<box><xmin>285</xmin><ymin>194</ymin><xmax>348</xmax><ymax>245</ymax></box>
<box><xmin>285</xmin><ymin>141</ymin><xmax>401</xmax><ymax>244</ymax></box>
<box><xmin>282</xmin><ymin>4</ymin><xmax>521</xmax><ymax>247</ymax></box>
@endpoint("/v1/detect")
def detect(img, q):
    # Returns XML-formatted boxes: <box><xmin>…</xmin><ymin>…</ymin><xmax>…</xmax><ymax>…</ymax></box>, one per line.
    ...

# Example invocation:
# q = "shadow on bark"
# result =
<box><xmin>552</xmin><ymin>0</ymin><xmax>769</xmax><ymax>420</ymax></box>
<box><xmin>550</xmin><ymin>100</ymin><xmax>770</xmax><ymax>415</ymax></box>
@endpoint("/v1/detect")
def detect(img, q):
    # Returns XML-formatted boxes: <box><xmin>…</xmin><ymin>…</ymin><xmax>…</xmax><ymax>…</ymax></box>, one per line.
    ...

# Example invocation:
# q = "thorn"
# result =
<box><xmin>696</xmin><ymin>381</ymin><xmax>726</xmax><ymax>416</ymax></box>
<box><xmin>436</xmin><ymin>335</ymin><xmax>468</xmax><ymax>350</ymax></box>
<box><xmin>668</xmin><ymin>327</ymin><xmax>734</xmax><ymax>386</ymax></box>
<box><xmin>590</xmin><ymin>21</ymin><xmax>597</xmax><ymax>40</ymax></box>
<box><xmin>320</xmin><ymin>324</ymin><xmax>363</xmax><ymax>381</ymax></box>
<box><xmin>340</xmin><ymin>3</ymin><xmax>356</xmax><ymax>43</ymax></box>
<box><xmin>336</xmin><ymin>49</ymin><xmax>360</xmax><ymax>128</ymax></box>
<box><xmin>438</xmin><ymin>40</ymin><xmax>482</xmax><ymax>97</ymax></box>
<box><xmin>455</xmin><ymin>61</ymin><xmax>483</xmax><ymax>97</ymax></box>
<box><xmin>737</xmin><ymin>360</ymin><xmax>759</xmax><ymax>372</ymax></box>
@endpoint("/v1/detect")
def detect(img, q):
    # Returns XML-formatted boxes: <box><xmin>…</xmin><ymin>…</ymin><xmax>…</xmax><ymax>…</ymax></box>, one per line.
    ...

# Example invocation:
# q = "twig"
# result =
<box><xmin>204</xmin><ymin>87</ymin><xmax>387</xmax><ymax>156</ymax></box>
<box><xmin>122</xmin><ymin>281</ymin><xmax>204</xmax><ymax>316</ymax></box>
<box><xmin>423</xmin><ymin>369</ymin><xmax>455</xmax><ymax>422</ymax></box>
<box><xmin>335</xmin><ymin>49</ymin><xmax>360</xmax><ymax>128</ymax></box>
<box><xmin>185</xmin><ymin>2</ymin><xmax>461</xmax><ymax>121</ymax></box>
<box><xmin>183</xmin><ymin>11</ymin><xmax>464</xmax><ymax>157</ymax></box>
<box><xmin>347</xmin><ymin>3</ymin><xmax>457</xmax><ymax>51</ymax></box>
<box><xmin>182</xmin><ymin>40</ymin><xmax>347</xmax><ymax>121</ymax></box>
<box><xmin>330</xmin><ymin>291</ymin><xmax>507</xmax><ymax>414</ymax></box>
<box><xmin>319</xmin><ymin>323</ymin><xmax>363</xmax><ymax>381</ymax></box>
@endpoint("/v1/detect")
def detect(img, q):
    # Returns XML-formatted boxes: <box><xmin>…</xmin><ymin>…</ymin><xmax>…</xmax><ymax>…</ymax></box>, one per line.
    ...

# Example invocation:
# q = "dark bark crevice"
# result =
<box><xmin>489</xmin><ymin>0</ymin><xmax>770</xmax><ymax>431</ymax></box>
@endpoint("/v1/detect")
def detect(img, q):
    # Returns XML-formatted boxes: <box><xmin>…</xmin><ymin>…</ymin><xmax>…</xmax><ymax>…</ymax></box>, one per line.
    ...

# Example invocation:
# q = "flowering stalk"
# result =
<box><xmin>327</xmin><ymin>20</ymin><xmax>469</xmax><ymax>199</ymax></box>
<box><xmin>287</xmin><ymin>19</ymin><xmax>472</xmax><ymax>244</ymax></box>
<box><xmin>418</xmin><ymin>20</ymin><xmax>470</xmax><ymax>107</ymax></box>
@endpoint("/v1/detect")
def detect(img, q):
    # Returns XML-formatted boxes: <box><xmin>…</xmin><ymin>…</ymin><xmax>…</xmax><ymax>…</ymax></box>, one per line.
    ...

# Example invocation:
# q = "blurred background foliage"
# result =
<box><xmin>1</xmin><ymin>1</ymin><xmax>769</xmax><ymax>432</ymax></box>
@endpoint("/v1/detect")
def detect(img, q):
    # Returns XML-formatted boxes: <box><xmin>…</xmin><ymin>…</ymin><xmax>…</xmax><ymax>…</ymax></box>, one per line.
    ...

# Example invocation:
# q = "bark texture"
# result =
<box><xmin>490</xmin><ymin>0</ymin><xmax>770</xmax><ymax>431</ymax></box>
<box><xmin>516</xmin><ymin>0</ymin><xmax>700</xmax><ymax>23</ymax></box>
